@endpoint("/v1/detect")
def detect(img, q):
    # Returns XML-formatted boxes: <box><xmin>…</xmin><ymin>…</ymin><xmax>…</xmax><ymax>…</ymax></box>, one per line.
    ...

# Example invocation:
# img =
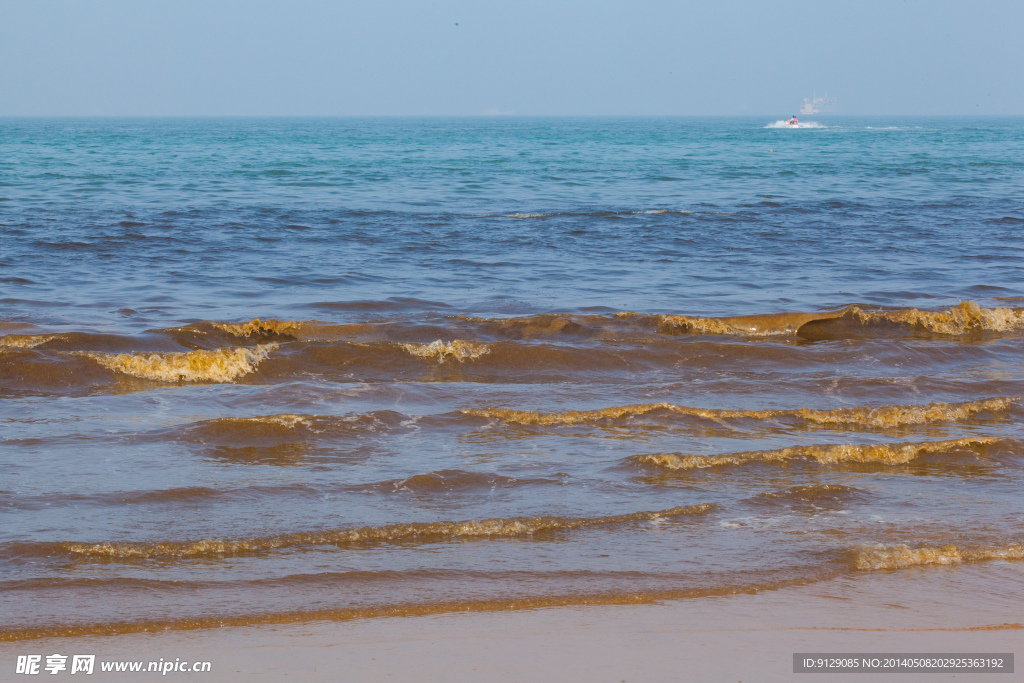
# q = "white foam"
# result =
<box><xmin>0</xmin><ymin>334</ymin><xmax>62</xmax><ymax>348</ymax></box>
<box><xmin>77</xmin><ymin>343</ymin><xmax>278</xmax><ymax>382</ymax></box>
<box><xmin>401</xmin><ymin>339</ymin><xmax>491</xmax><ymax>362</ymax></box>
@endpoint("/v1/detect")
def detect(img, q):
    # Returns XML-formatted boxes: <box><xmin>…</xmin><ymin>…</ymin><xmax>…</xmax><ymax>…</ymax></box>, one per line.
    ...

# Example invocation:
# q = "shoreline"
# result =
<box><xmin>3</xmin><ymin>562</ymin><xmax>1020</xmax><ymax>682</ymax></box>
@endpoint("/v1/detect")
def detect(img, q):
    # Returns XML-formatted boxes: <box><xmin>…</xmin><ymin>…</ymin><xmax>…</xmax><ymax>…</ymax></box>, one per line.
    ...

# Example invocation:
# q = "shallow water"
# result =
<box><xmin>2</xmin><ymin>116</ymin><xmax>1023</xmax><ymax>639</ymax></box>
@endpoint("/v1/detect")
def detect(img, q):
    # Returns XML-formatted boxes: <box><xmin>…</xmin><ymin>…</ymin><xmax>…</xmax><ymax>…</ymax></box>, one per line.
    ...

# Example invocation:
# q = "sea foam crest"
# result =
<box><xmin>77</xmin><ymin>343</ymin><xmax>278</xmax><ymax>382</ymax></box>
<box><xmin>463</xmin><ymin>398</ymin><xmax>1014</xmax><ymax>429</ymax></box>
<box><xmin>629</xmin><ymin>437</ymin><xmax>995</xmax><ymax>471</ymax></box>
<box><xmin>0</xmin><ymin>334</ymin><xmax>63</xmax><ymax>349</ymax></box>
<box><xmin>212</xmin><ymin>414</ymin><xmax>312</xmax><ymax>429</ymax></box>
<box><xmin>843</xmin><ymin>301</ymin><xmax>1024</xmax><ymax>335</ymax></box>
<box><xmin>212</xmin><ymin>318</ymin><xmax>303</xmax><ymax>338</ymax></box>
<box><xmin>401</xmin><ymin>339</ymin><xmax>491</xmax><ymax>362</ymax></box>
<box><xmin>619</xmin><ymin>301</ymin><xmax>1024</xmax><ymax>337</ymax></box>
<box><xmin>54</xmin><ymin>504</ymin><xmax>715</xmax><ymax>559</ymax></box>
<box><xmin>853</xmin><ymin>543</ymin><xmax>1024</xmax><ymax>571</ymax></box>
<box><xmin>638</xmin><ymin>311</ymin><xmax>828</xmax><ymax>336</ymax></box>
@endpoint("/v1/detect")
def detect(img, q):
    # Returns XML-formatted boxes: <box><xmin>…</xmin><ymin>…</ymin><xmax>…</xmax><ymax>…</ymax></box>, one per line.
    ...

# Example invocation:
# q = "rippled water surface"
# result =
<box><xmin>2</xmin><ymin>117</ymin><xmax>1023</xmax><ymax>638</ymax></box>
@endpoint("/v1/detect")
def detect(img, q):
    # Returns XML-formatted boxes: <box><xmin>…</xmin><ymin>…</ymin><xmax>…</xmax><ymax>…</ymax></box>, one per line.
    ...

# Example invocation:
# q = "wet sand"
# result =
<box><xmin>3</xmin><ymin>563</ymin><xmax>1019</xmax><ymax>682</ymax></box>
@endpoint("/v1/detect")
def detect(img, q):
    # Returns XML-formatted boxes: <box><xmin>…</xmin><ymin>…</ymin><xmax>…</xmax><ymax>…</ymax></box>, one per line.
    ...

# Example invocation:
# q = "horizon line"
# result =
<box><xmin>2</xmin><ymin>113</ymin><xmax>1022</xmax><ymax>119</ymax></box>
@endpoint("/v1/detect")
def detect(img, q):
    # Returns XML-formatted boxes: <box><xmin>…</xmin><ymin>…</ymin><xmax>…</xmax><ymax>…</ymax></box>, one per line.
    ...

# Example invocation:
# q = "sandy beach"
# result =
<box><xmin>4</xmin><ymin>562</ymin><xmax>1019</xmax><ymax>682</ymax></box>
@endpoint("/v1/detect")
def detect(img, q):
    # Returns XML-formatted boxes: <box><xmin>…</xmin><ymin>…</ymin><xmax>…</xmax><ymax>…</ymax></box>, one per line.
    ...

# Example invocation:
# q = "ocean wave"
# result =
<box><xmin>75</xmin><ymin>344</ymin><xmax>278</xmax><ymax>382</ymax></box>
<box><xmin>4</xmin><ymin>470</ymin><xmax>560</xmax><ymax>510</ymax></box>
<box><xmin>4</xmin><ymin>339</ymin><xmax>1018</xmax><ymax>391</ymax></box>
<box><xmin>401</xmin><ymin>339</ymin><xmax>491</xmax><ymax>362</ymax></box>
<box><xmin>212</xmin><ymin>318</ymin><xmax>303</xmax><ymax>339</ymax></box>
<box><xmin>454</xmin><ymin>314</ymin><xmax>598</xmax><ymax>341</ymax></box>
<box><xmin>798</xmin><ymin>301</ymin><xmax>1024</xmax><ymax>339</ymax></box>
<box><xmin>463</xmin><ymin>398</ymin><xmax>1014</xmax><ymax>429</ymax></box>
<box><xmin>450</xmin><ymin>314</ymin><xmax>593</xmax><ymax>339</ymax></box>
<box><xmin>853</xmin><ymin>543</ymin><xmax>1024</xmax><ymax>570</ymax></box>
<box><xmin>31</xmin><ymin>504</ymin><xmax>714</xmax><ymax>560</ymax></box>
<box><xmin>237</xmin><ymin>414</ymin><xmax>309</xmax><ymax>428</ymax></box>
<box><xmin>185</xmin><ymin>413</ymin><xmax>313</xmax><ymax>436</ymax></box>
<box><xmin>628</xmin><ymin>209</ymin><xmax>693</xmax><ymax>215</ymax></box>
<box><xmin>0</xmin><ymin>334</ymin><xmax>63</xmax><ymax>349</ymax></box>
<box><xmin>173</xmin><ymin>410</ymin><xmax>406</xmax><ymax>445</ymax></box>
<box><xmin>166</xmin><ymin>319</ymin><xmax>386</xmax><ymax>345</ymax></box>
<box><xmin>855</xmin><ymin>301</ymin><xmax>1024</xmax><ymax>334</ymax></box>
<box><xmin>617</xmin><ymin>310</ymin><xmax>836</xmax><ymax>337</ymax></box>
<box><xmin>749</xmin><ymin>484</ymin><xmax>869</xmax><ymax>508</ymax></box>
<box><xmin>629</xmin><ymin>437</ymin><xmax>997</xmax><ymax>471</ymax></box>
<box><xmin>618</xmin><ymin>301</ymin><xmax>1024</xmax><ymax>338</ymax></box>
<box><xmin>15</xmin><ymin>301</ymin><xmax>1020</xmax><ymax>354</ymax></box>
<box><xmin>381</xmin><ymin>469</ymin><xmax>547</xmax><ymax>494</ymax></box>
<box><xmin>475</xmin><ymin>209</ymin><xmax>697</xmax><ymax>220</ymax></box>
<box><xmin>455</xmin><ymin>302</ymin><xmax>1024</xmax><ymax>339</ymax></box>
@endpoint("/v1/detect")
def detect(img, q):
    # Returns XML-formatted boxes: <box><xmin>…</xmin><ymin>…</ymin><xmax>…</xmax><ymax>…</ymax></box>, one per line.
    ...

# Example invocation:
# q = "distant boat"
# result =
<box><xmin>800</xmin><ymin>91</ymin><xmax>837</xmax><ymax>115</ymax></box>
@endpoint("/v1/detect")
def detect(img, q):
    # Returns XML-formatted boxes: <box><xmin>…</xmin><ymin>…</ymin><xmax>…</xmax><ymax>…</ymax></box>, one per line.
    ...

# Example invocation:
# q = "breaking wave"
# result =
<box><xmin>798</xmin><ymin>301</ymin><xmax>1024</xmax><ymax>339</ymax></box>
<box><xmin>401</xmin><ymin>339</ymin><xmax>491</xmax><ymax>362</ymax></box>
<box><xmin>212</xmin><ymin>318</ymin><xmax>304</xmax><ymax>339</ymax></box>
<box><xmin>618</xmin><ymin>311</ymin><xmax>831</xmax><ymax>337</ymax></box>
<box><xmin>76</xmin><ymin>344</ymin><xmax>278</xmax><ymax>382</ymax></box>
<box><xmin>606</xmin><ymin>301</ymin><xmax>1024</xmax><ymax>338</ymax></box>
<box><xmin>855</xmin><ymin>301</ymin><xmax>1024</xmax><ymax>334</ymax></box>
<box><xmin>629</xmin><ymin>438</ymin><xmax>997</xmax><ymax>471</ymax></box>
<box><xmin>463</xmin><ymin>397</ymin><xmax>1014</xmax><ymax>429</ymax></box>
<box><xmin>853</xmin><ymin>543</ymin><xmax>1024</xmax><ymax>570</ymax></box>
<box><xmin>31</xmin><ymin>504</ymin><xmax>714</xmax><ymax>560</ymax></box>
<box><xmin>0</xmin><ymin>334</ymin><xmax>63</xmax><ymax>349</ymax></box>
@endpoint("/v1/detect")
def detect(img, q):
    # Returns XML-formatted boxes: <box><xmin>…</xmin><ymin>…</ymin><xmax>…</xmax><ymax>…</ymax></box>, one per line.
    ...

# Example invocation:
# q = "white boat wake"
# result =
<box><xmin>765</xmin><ymin>120</ymin><xmax>826</xmax><ymax>129</ymax></box>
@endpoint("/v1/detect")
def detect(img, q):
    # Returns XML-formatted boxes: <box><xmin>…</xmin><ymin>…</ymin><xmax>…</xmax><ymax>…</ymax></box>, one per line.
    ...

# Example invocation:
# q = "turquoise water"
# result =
<box><xmin>3</xmin><ymin>117</ymin><xmax>1023</xmax><ymax>325</ymax></box>
<box><xmin>1</xmin><ymin>117</ymin><xmax>1023</xmax><ymax>638</ymax></box>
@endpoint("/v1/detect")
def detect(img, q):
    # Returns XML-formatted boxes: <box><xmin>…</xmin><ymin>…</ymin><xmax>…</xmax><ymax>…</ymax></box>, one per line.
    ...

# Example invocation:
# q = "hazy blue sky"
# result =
<box><xmin>1</xmin><ymin>0</ymin><xmax>1021</xmax><ymax>116</ymax></box>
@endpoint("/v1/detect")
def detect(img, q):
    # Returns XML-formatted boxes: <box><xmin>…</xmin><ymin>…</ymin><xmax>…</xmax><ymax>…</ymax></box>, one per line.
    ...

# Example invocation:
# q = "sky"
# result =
<box><xmin>1</xmin><ymin>0</ymin><xmax>1021</xmax><ymax>116</ymax></box>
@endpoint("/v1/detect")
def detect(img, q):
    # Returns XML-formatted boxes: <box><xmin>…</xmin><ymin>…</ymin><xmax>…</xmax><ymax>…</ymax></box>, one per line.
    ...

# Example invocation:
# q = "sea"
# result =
<box><xmin>1</xmin><ymin>116</ymin><xmax>1023</xmax><ymax>639</ymax></box>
